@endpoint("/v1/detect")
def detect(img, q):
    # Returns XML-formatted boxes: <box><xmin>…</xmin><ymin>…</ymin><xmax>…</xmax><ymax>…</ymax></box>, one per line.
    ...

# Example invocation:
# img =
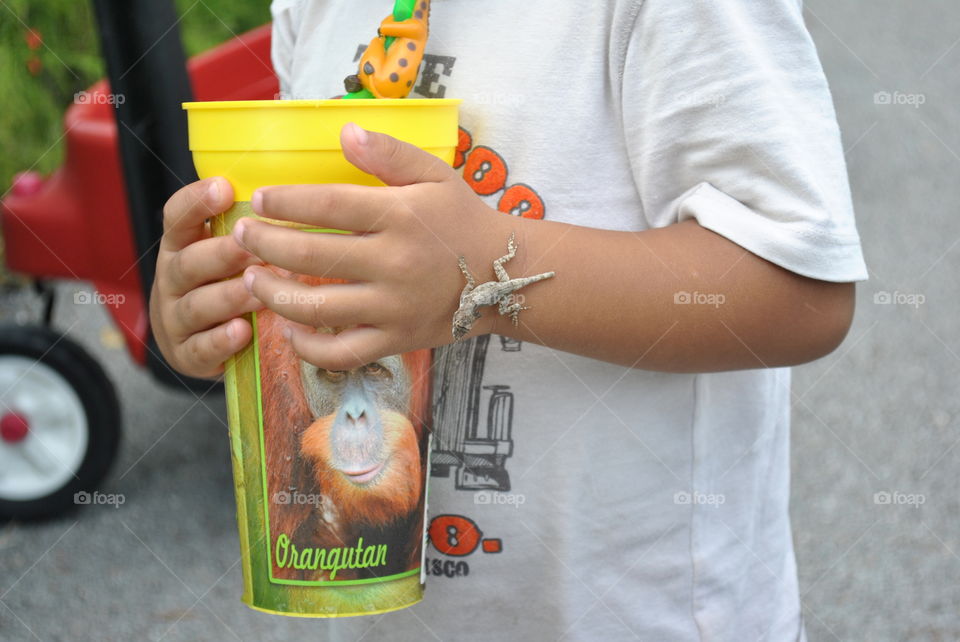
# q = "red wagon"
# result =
<box><xmin>0</xmin><ymin>1</ymin><xmax>277</xmax><ymax>519</ymax></box>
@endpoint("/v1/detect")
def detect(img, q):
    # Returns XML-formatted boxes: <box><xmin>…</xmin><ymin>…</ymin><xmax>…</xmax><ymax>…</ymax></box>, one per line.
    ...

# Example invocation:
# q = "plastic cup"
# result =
<box><xmin>182</xmin><ymin>99</ymin><xmax>460</xmax><ymax>617</ymax></box>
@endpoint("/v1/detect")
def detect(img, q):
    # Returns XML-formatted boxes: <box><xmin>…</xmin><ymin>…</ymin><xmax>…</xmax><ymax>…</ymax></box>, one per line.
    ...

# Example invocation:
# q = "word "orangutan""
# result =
<box><xmin>274</xmin><ymin>534</ymin><xmax>388</xmax><ymax>580</ymax></box>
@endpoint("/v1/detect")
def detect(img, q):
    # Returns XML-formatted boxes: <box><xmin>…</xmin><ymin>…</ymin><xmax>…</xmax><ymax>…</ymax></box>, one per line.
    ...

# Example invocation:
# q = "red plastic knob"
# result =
<box><xmin>0</xmin><ymin>411</ymin><xmax>30</xmax><ymax>443</ymax></box>
<box><xmin>10</xmin><ymin>171</ymin><xmax>44</xmax><ymax>198</ymax></box>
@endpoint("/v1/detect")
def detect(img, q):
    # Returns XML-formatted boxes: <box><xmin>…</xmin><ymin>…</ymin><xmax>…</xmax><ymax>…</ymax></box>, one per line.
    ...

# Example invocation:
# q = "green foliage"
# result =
<box><xmin>0</xmin><ymin>0</ymin><xmax>270</xmax><ymax>189</ymax></box>
<box><xmin>176</xmin><ymin>0</ymin><xmax>272</xmax><ymax>57</ymax></box>
<box><xmin>0</xmin><ymin>1</ymin><xmax>99</xmax><ymax>186</ymax></box>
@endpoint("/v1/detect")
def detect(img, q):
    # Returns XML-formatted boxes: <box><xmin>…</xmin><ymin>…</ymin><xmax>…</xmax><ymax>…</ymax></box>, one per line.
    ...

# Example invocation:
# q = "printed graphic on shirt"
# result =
<box><xmin>455</xmin><ymin>127</ymin><xmax>546</xmax><ymax>220</ymax></box>
<box><xmin>425</xmin><ymin>127</ymin><xmax>547</xmax><ymax>580</ymax></box>
<box><xmin>424</xmin><ymin>513</ymin><xmax>503</xmax><ymax>579</ymax></box>
<box><xmin>431</xmin><ymin>129</ymin><xmax>547</xmax><ymax>495</ymax></box>
<box><xmin>430</xmin><ymin>336</ymin><xmax>512</xmax><ymax>491</ymax></box>
<box><xmin>350</xmin><ymin>43</ymin><xmax>548</xmax><ymax>581</ymax></box>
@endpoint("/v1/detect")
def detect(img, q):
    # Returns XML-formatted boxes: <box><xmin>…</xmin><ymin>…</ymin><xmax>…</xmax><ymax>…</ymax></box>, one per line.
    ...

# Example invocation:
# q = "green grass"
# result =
<box><xmin>0</xmin><ymin>0</ymin><xmax>270</xmax><ymax>191</ymax></box>
<box><xmin>0</xmin><ymin>1</ymin><xmax>270</xmax><ymax>284</ymax></box>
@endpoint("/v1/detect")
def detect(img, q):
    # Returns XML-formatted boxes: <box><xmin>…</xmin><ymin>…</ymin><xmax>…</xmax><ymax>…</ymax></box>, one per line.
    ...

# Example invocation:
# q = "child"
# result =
<box><xmin>150</xmin><ymin>0</ymin><xmax>867</xmax><ymax>639</ymax></box>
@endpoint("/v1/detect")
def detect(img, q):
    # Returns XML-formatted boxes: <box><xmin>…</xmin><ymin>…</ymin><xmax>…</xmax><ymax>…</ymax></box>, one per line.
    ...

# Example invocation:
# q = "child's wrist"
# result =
<box><xmin>447</xmin><ymin>207</ymin><xmax>521</xmax><ymax>341</ymax></box>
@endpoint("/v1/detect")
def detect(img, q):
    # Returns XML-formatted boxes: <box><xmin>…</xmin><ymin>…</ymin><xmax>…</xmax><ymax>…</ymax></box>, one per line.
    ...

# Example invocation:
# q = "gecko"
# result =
<box><xmin>452</xmin><ymin>232</ymin><xmax>556</xmax><ymax>341</ymax></box>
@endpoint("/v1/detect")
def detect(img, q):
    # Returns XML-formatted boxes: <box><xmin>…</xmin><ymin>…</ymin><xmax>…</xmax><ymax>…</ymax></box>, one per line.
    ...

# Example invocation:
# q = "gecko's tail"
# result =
<box><xmin>529</xmin><ymin>271</ymin><xmax>557</xmax><ymax>284</ymax></box>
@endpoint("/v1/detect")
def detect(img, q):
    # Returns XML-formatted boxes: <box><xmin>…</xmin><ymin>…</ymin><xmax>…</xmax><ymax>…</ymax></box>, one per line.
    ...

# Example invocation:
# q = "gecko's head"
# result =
<box><xmin>451</xmin><ymin>308</ymin><xmax>482</xmax><ymax>342</ymax></box>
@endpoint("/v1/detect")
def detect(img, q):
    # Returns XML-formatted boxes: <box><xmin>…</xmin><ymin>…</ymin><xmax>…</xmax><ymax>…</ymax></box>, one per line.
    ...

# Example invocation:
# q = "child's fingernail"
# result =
<box><xmin>243</xmin><ymin>269</ymin><xmax>255</xmax><ymax>291</ymax></box>
<box><xmin>348</xmin><ymin>122</ymin><xmax>369</xmax><ymax>146</ymax></box>
<box><xmin>207</xmin><ymin>179</ymin><xmax>221</xmax><ymax>203</ymax></box>
<box><xmin>252</xmin><ymin>189</ymin><xmax>263</xmax><ymax>213</ymax></box>
<box><xmin>226</xmin><ymin>320</ymin><xmax>236</xmax><ymax>341</ymax></box>
<box><xmin>233</xmin><ymin>219</ymin><xmax>247</xmax><ymax>248</ymax></box>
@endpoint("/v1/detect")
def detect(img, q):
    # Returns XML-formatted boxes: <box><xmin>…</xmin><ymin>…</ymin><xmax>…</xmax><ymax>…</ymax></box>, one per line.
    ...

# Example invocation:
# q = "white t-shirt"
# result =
<box><xmin>268</xmin><ymin>1</ymin><xmax>868</xmax><ymax>639</ymax></box>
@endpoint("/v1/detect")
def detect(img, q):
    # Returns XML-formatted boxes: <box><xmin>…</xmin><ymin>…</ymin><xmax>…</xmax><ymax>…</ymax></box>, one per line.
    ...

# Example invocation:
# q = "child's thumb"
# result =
<box><xmin>340</xmin><ymin>122</ymin><xmax>452</xmax><ymax>187</ymax></box>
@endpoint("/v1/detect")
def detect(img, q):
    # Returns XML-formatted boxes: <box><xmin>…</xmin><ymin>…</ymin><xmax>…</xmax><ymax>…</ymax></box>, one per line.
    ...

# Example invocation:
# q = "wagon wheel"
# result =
<box><xmin>0</xmin><ymin>324</ymin><xmax>120</xmax><ymax>520</ymax></box>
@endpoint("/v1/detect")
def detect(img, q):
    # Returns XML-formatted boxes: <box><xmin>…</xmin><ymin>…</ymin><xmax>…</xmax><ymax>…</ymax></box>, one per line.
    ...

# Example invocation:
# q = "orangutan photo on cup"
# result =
<box><xmin>254</xmin><ymin>270</ymin><xmax>432</xmax><ymax>586</ymax></box>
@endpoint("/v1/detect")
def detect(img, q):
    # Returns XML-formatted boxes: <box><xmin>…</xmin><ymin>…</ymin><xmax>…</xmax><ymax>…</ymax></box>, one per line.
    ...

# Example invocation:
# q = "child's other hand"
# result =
<box><xmin>150</xmin><ymin>178</ymin><xmax>266</xmax><ymax>379</ymax></box>
<box><xmin>234</xmin><ymin>123</ymin><xmax>509</xmax><ymax>372</ymax></box>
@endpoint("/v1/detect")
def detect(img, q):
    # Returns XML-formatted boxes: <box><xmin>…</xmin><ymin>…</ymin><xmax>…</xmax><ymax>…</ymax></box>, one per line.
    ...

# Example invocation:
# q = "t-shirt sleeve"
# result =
<box><xmin>270</xmin><ymin>0</ymin><xmax>302</xmax><ymax>97</ymax></box>
<box><xmin>620</xmin><ymin>0</ymin><xmax>868</xmax><ymax>282</ymax></box>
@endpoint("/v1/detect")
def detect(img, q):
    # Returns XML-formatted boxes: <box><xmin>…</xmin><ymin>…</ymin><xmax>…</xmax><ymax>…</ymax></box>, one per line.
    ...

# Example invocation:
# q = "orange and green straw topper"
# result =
<box><xmin>344</xmin><ymin>0</ymin><xmax>431</xmax><ymax>99</ymax></box>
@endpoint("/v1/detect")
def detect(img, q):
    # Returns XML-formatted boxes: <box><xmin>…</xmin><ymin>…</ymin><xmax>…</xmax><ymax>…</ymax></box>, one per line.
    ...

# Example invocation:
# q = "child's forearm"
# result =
<box><xmin>479</xmin><ymin>216</ymin><xmax>855</xmax><ymax>372</ymax></box>
<box><xmin>235</xmin><ymin>129</ymin><xmax>855</xmax><ymax>374</ymax></box>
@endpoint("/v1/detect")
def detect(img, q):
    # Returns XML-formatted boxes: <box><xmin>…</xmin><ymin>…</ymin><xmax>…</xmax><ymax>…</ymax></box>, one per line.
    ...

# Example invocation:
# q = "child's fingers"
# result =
<box><xmin>242</xmin><ymin>268</ymin><xmax>379</xmax><ymax>328</ymax></box>
<box><xmin>177</xmin><ymin>317</ymin><xmax>252</xmax><ymax>378</ymax></box>
<box><xmin>165</xmin><ymin>234</ymin><xmax>263</xmax><ymax>297</ymax></box>
<box><xmin>233</xmin><ymin>218</ymin><xmax>373</xmax><ymax>281</ymax></box>
<box><xmin>174</xmin><ymin>278</ymin><xmax>263</xmax><ymax>337</ymax></box>
<box><xmin>340</xmin><ymin>123</ymin><xmax>452</xmax><ymax>187</ymax></box>
<box><xmin>251</xmin><ymin>183</ymin><xmax>399</xmax><ymax>232</ymax></box>
<box><xmin>161</xmin><ymin>177</ymin><xmax>234</xmax><ymax>252</ymax></box>
<box><xmin>286</xmin><ymin>324</ymin><xmax>395</xmax><ymax>372</ymax></box>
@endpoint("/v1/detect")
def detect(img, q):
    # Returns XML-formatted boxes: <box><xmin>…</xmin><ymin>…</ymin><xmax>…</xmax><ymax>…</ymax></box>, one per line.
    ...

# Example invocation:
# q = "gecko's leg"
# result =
<box><xmin>499</xmin><ymin>300</ymin><xmax>531</xmax><ymax>326</ymax></box>
<box><xmin>458</xmin><ymin>256</ymin><xmax>476</xmax><ymax>293</ymax></box>
<box><xmin>493</xmin><ymin>232</ymin><xmax>518</xmax><ymax>283</ymax></box>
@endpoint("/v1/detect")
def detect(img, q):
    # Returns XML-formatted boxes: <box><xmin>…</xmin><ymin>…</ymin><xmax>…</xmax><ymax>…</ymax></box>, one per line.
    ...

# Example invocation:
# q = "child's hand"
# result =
<box><xmin>234</xmin><ymin>123</ymin><xmax>510</xmax><ymax>372</ymax></box>
<box><xmin>150</xmin><ymin>178</ymin><xmax>266</xmax><ymax>379</ymax></box>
